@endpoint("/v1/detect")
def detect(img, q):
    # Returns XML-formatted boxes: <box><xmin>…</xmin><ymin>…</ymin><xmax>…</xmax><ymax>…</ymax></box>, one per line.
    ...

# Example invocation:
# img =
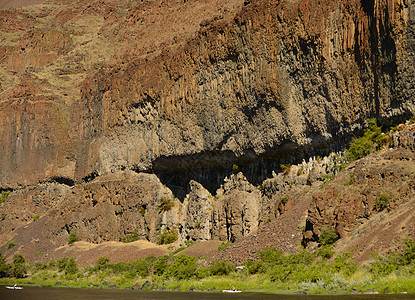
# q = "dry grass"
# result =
<box><xmin>51</xmin><ymin>240</ymin><xmax>170</xmax><ymax>266</ymax></box>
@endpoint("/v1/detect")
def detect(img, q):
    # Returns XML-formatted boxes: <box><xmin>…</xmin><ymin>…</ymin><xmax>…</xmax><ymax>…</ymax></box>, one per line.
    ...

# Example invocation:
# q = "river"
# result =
<box><xmin>0</xmin><ymin>286</ymin><xmax>414</xmax><ymax>300</ymax></box>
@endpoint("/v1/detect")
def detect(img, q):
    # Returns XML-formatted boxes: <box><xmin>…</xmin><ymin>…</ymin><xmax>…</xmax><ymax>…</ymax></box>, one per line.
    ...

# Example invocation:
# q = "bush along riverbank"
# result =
<box><xmin>1</xmin><ymin>239</ymin><xmax>415</xmax><ymax>295</ymax></box>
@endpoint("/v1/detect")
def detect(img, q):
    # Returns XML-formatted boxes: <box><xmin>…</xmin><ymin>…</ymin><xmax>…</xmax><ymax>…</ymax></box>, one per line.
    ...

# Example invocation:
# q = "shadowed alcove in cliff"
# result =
<box><xmin>152</xmin><ymin>137</ymin><xmax>345</xmax><ymax>201</ymax></box>
<box><xmin>360</xmin><ymin>0</ymin><xmax>374</xmax><ymax>17</ymax></box>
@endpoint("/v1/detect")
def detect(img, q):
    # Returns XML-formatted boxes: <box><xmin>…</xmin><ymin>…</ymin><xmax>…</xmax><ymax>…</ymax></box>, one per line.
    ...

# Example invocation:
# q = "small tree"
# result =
<box><xmin>0</xmin><ymin>191</ymin><xmax>10</xmax><ymax>205</ymax></box>
<box><xmin>153</xmin><ymin>255</ymin><xmax>169</xmax><ymax>276</ymax></box>
<box><xmin>64</xmin><ymin>257</ymin><xmax>79</xmax><ymax>276</ymax></box>
<box><xmin>347</xmin><ymin>118</ymin><xmax>386</xmax><ymax>161</ymax></box>
<box><xmin>96</xmin><ymin>256</ymin><xmax>110</xmax><ymax>268</ymax></box>
<box><xmin>375</xmin><ymin>194</ymin><xmax>390</xmax><ymax>211</ymax></box>
<box><xmin>121</xmin><ymin>231</ymin><xmax>140</xmax><ymax>243</ymax></box>
<box><xmin>57</xmin><ymin>257</ymin><xmax>69</xmax><ymax>272</ymax></box>
<box><xmin>218</xmin><ymin>241</ymin><xmax>232</xmax><ymax>251</ymax></box>
<box><xmin>12</xmin><ymin>254</ymin><xmax>26</xmax><ymax>278</ymax></box>
<box><xmin>401</xmin><ymin>238</ymin><xmax>415</xmax><ymax>265</ymax></box>
<box><xmin>319</xmin><ymin>227</ymin><xmax>339</xmax><ymax>245</ymax></box>
<box><xmin>280</xmin><ymin>164</ymin><xmax>291</xmax><ymax>175</ymax></box>
<box><xmin>166</xmin><ymin>254</ymin><xmax>197</xmax><ymax>280</ymax></box>
<box><xmin>0</xmin><ymin>251</ymin><xmax>11</xmax><ymax>278</ymax></box>
<box><xmin>209</xmin><ymin>260</ymin><xmax>234</xmax><ymax>276</ymax></box>
<box><xmin>68</xmin><ymin>231</ymin><xmax>80</xmax><ymax>245</ymax></box>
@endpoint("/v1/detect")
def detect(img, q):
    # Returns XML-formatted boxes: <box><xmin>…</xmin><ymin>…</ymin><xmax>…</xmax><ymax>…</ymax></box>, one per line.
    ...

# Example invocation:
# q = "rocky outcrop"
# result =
<box><xmin>302</xmin><ymin>122</ymin><xmax>415</xmax><ymax>248</ymax></box>
<box><xmin>180</xmin><ymin>180</ymin><xmax>214</xmax><ymax>242</ymax></box>
<box><xmin>211</xmin><ymin>172</ymin><xmax>261</xmax><ymax>241</ymax></box>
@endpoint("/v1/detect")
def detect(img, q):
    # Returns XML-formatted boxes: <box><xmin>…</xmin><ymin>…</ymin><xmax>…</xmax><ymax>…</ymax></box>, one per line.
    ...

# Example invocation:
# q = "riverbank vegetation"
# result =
<box><xmin>1</xmin><ymin>239</ymin><xmax>415</xmax><ymax>295</ymax></box>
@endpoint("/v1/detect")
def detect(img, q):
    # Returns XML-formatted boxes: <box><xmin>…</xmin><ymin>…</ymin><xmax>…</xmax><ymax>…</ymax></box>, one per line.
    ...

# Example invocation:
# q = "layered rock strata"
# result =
<box><xmin>0</xmin><ymin>0</ymin><xmax>415</xmax><ymax>259</ymax></box>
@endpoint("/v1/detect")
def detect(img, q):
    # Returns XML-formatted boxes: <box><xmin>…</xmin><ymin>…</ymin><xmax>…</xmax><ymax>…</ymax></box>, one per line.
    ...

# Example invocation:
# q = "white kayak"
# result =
<box><xmin>222</xmin><ymin>289</ymin><xmax>242</xmax><ymax>293</ymax></box>
<box><xmin>5</xmin><ymin>285</ymin><xmax>23</xmax><ymax>290</ymax></box>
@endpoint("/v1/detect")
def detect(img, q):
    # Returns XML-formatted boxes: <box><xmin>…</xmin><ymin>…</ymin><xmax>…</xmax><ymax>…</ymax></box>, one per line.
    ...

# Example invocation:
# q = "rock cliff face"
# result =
<box><xmin>77</xmin><ymin>0</ymin><xmax>415</xmax><ymax>182</ymax></box>
<box><xmin>0</xmin><ymin>0</ymin><xmax>415</xmax><ymax>260</ymax></box>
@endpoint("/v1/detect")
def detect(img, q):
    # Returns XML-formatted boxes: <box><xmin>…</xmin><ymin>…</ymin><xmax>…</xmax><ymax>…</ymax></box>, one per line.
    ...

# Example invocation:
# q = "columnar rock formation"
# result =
<box><xmin>0</xmin><ymin>0</ymin><xmax>414</xmax><ymax>258</ymax></box>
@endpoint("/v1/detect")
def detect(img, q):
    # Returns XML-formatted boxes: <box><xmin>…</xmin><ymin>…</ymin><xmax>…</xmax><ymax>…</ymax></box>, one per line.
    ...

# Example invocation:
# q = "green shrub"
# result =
<box><xmin>156</xmin><ymin>228</ymin><xmax>178</xmax><ymax>245</ymax></box>
<box><xmin>157</xmin><ymin>197</ymin><xmax>175</xmax><ymax>212</ymax></box>
<box><xmin>332</xmin><ymin>251</ymin><xmax>357</xmax><ymax>276</ymax></box>
<box><xmin>0</xmin><ymin>251</ymin><xmax>11</xmax><ymax>278</ymax></box>
<box><xmin>232</xmin><ymin>164</ymin><xmax>240</xmax><ymax>172</ymax></box>
<box><xmin>153</xmin><ymin>255</ymin><xmax>169</xmax><ymax>276</ymax></box>
<box><xmin>47</xmin><ymin>259</ymin><xmax>57</xmax><ymax>270</ymax></box>
<box><xmin>244</xmin><ymin>259</ymin><xmax>262</xmax><ymax>275</ymax></box>
<box><xmin>280</xmin><ymin>198</ymin><xmax>288</xmax><ymax>205</ymax></box>
<box><xmin>369</xmin><ymin>252</ymin><xmax>400</xmax><ymax>276</ymax></box>
<box><xmin>126</xmin><ymin>259</ymin><xmax>150</xmax><ymax>278</ymax></box>
<box><xmin>96</xmin><ymin>256</ymin><xmax>110</xmax><ymax>268</ymax></box>
<box><xmin>347</xmin><ymin>118</ymin><xmax>386</xmax><ymax>161</ymax></box>
<box><xmin>258</xmin><ymin>248</ymin><xmax>285</xmax><ymax>266</ymax></box>
<box><xmin>121</xmin><ymin>231</ymin><xmax>140</xmax><ymax>243</ymax></box>
<box><xmin>32</xmin><ymin>261</ymin><xmax>48</xmax><ymax>272</ymax></box>
<box><xmin>322</xmin><ymin>172</ymin><xmax>335</xmax><ymax>183</ymax></box>
<box><xmin>57</xmin><ymin>257</ymin><xmax>69</xmax><ymax>272</ymax></box>
<box><xmin>8</xmin><ymin>241</ymin><xmax>15</xmax><ymax>249</ymax></box>
<box><xmin>375</xmin><ymin>194</ymin><xmax>390</xmax><ymax>211</ymax></box>
<box><xmin>280</xmin><ymin>164</ymin><xmax>291</xmax><ymax>175</ymax></box>
<box><xmin>218</xmin><ymin>241</ymin><xmax>232</xmax><ymax>252</ymax></box>
<box><xmin>210</xmin><ymin>260</ymin><xmax>234</xmax><ymax>276</ymax></box>
<box><xmin>319</xmin><ymin>227</ymin><xmax>339</xmax><ymax>245</ymax></box>
<box><xmin>107</xmin><ymin>261</ymin><xmax>129</xmax><ymax>274</ymax></box>
<box><xmin>286</xmin><ymin>249</ymin><xmax>315</xmax><ymax>265</ymax></box>
<box><xmin>68</xmin><ymin>231</ymin><xmax>80</xmax><ymax>245</ymax></box>
<box><xmin>33</xmin><ymin>214</ymin><xmax>40</xmax><ymax>221</ymax></box>
<box><xmin>12</xmin><ymin>254</ymin><xmax>27</xmax><ymax>278</ymax></box>
<box><xmin>344</xmin><ymin>172</ymin><xmax>354</xmax><ymax>186</ymax></box>
<box><xmin>258</xmin><ymin>248</ymin><xmax>327</xmax><ymax>283</ymax></box>
<box><xmin>166</xmin><ymin>254</ymin><xmax>197</xmax><ymax>279</ymax></box>
<box><xmin>401</xmin><ymin>238</ymin><xmax>415</xmax><ymax>265</ymax></box>
<box><xmin>316</xmin><ymin>245</ymin><xmax>335</xmax><ymax>259</ymax></box>
<box><xmin>0</xmin><ymin>191</ymin><xmax>10</xmax><ymax>205</ymax></box>
<box><xmin>263</xmin><ymin>218</ymin><xmax>272</xmax><ymax>225</ymax></box>
<box><xmin>64</xmin><ymin>257</ymin><xmax>79</xmax><ymax>276</ymax></box>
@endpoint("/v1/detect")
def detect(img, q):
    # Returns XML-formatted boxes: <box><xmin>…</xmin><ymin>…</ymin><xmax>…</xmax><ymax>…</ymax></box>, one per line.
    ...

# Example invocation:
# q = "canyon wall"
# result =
<box><xmin>0</xmin><ymin>0</ymin><xmax>415</xmax><ymax>252</ymax></box>
<box><xmin>1</xmin><ymin>0</ymin><xmax>414</xmax><ymax>189</ymax></box>
<box><xmin>76</xmin><ymin>0</ymin><xmax>415</xmax><ymax>183</ymax></box>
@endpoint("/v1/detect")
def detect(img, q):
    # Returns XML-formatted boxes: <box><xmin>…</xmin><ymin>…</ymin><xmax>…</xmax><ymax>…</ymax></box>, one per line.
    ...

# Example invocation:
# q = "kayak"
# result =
<box><xmin>5</xmin><ymin>285</ymin><xmax>23</xmax><ymax>290</ymax></box>
<box><xmin>222</xmin><ymin>289</ymin><xmax>242</xmax><ymax>293</ymax></box>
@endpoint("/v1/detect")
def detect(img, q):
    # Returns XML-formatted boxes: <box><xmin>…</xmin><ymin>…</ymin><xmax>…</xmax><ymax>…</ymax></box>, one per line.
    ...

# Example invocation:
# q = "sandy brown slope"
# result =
<box><xmin>0</xmin><ymin>0</ymin><xmax>44</xmax><ymax>10</ymax></box>
<box><xmin>335</xmin><ymin>197</ymin><xmax>415</xmax><ymax>263</ymax></box>
<box><xmin>0</xmin><ymin>215</ymin><xmax>169</xmax><ymax>265</ymax></box>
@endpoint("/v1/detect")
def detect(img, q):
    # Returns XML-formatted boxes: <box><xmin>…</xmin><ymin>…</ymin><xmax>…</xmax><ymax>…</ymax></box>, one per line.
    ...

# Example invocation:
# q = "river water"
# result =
<box><xmin>0</xmin><ymin>286</ymin><xmax>414</xmax><ymax>300</ymax></box>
